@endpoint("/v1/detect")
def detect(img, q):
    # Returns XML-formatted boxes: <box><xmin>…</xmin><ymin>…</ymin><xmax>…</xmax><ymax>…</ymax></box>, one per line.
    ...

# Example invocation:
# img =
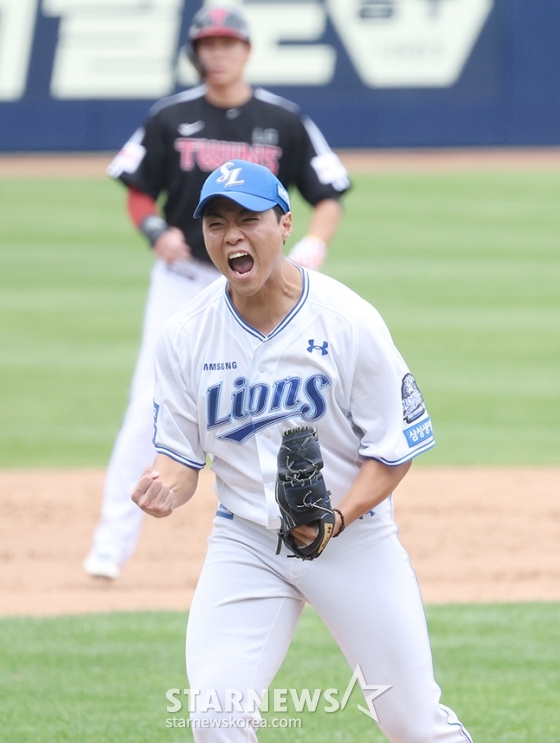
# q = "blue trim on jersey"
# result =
<box><xmin>223</xmin><ymin>266</ymin><xmax>309</xmax><ymax>340</ymax></box>
<box><xmin>442</xmin><ymin>705</ymin><xmax>474</xmax><ymax>743</ymax></box>
<box><xmin>216</xmin><ymin>503</ymin><xmax>234</xmax><ymax>520</ymax></box>
<box><xmin>373</xmin><ymin>437</ymin><xmax>436</xmax><ymax>466</ymax></box>
<box><xmin>154</xmin><ymin>445</ymin><xmax>205</xmax><ymax>470</ymax></box>
<box><xmin>358</xmin><ymin>509</ymin><xmax>375</xmax><ymax>519</ymax></box>
<box><xmin>268</xmin><ymin>265</ymin><xmax>309</xmax><ymax>340</ymax></box>
<box><xmin>152</xmin><ymin>401</ymin><xmax>160</xmax><ymax>446</ymax></box>
<box><xmin>224</xmin><ymin>292</ymin><xmax>262</xmax><ymax>339</ymax></box>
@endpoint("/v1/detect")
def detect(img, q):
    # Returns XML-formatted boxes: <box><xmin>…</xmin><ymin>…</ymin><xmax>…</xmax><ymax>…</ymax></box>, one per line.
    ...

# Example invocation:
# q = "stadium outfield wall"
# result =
<box><xmin>1</xmin><ymin>0</ymin><xmax>559</xmax><ymax>152</ymax></box>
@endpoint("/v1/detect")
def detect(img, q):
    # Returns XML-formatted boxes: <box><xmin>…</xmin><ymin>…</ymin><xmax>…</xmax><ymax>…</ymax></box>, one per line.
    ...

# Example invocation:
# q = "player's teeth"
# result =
<box><xmin>229</xmin><ymin>252</ymin><xmax>254</xmax><ymax>274</ymax></box>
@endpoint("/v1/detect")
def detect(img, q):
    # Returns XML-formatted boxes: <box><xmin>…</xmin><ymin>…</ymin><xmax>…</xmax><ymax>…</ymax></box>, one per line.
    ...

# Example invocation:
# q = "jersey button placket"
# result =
<box><xmin>256</xmin><ymin>359</ymin><xmax>269</xmax><ymax>438</ymax></box>
<box><xmin>251</xmin><ymin>345</ymin><xmax>281</xmax><ymax>526</ymax></box>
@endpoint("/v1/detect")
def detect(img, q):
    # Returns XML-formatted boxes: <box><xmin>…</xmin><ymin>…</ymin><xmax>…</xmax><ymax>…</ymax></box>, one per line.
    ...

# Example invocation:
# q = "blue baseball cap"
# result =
<box><xmin>194</xmin><ymin>159</ymin><xmax>290</xmax><ymax>218</ymax></box>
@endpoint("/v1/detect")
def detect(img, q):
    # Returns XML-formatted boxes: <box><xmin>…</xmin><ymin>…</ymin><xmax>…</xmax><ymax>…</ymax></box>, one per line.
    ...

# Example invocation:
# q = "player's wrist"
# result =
<box><xmin>140</xmin><ymin>215</ymin><xmax>170</xmax><ymax>248</ymax></box>
<box><xmin>332</xmin><ymin>508</ymin><xmax>345</xmax><ymax>537</ymax></box>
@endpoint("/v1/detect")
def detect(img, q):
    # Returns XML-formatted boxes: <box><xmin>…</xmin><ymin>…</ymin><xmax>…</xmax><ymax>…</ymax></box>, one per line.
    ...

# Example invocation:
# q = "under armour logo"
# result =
<box><xmin>217</xmin><ymin>161</ymin><xmax>244</xmax><ymax>187</ymax></box>
<box><xmin>307</xmin><ymin>340</ymin><xmax>329</xmax><ymax>355</ymax></box>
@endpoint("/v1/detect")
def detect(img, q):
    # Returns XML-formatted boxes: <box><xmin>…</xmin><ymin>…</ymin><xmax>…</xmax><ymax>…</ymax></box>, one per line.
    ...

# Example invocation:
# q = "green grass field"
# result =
<box><xmin>1</xmin><ymin>170</ymin><xmax>558</xmax><ymax>466</ymax></box>
<box><xmin>1</xmin><ymin>603</ymin><xmax>559</xmax><ymax>742</ymax></box>
<box><xmin>1</xmin><ymin>167</ymin><xmax>558</xmax><ymax>742</ymax></box>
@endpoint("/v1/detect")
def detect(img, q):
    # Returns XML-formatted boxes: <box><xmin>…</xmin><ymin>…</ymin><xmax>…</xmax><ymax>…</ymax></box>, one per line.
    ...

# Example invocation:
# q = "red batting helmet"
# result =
<box><xmin>188</xmin><ymin>6</ymin><xmax>251</xmax><ymax>45</ymax></box>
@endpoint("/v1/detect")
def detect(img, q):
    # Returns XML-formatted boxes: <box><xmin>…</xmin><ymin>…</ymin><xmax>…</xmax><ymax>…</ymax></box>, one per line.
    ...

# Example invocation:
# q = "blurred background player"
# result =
<box><xmin>83</xmin><ymin>4</ymin><xmax>350</xmax><ymax>579</ymax></box>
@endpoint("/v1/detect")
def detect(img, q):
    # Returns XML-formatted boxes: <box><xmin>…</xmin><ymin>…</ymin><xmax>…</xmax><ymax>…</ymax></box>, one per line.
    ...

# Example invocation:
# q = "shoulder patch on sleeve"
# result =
<box><xmin>107</xmin><ymin>129</ymin><xmax>146</xmax><ymax>178</ymax></box>
<box><xmin>401</xmin><ymin>373</ymin><xmax>426</xmax><ymax>423</ymax></box>
<box><xmin>310</xmin><ymin>152</ymin><xmax>350</xmax><ymax>190</ymax></box>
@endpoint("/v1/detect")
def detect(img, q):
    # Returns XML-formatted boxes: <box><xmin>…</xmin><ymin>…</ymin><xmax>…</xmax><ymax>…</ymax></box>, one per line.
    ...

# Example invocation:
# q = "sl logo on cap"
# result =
<box><xmin>217</xmin><ymin>161</ymin><xmax>245</xmax><ymax>187</ymax></box>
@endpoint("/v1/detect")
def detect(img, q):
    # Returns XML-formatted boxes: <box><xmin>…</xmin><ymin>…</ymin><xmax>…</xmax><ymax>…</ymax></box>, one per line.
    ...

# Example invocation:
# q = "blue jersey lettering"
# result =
<box><xmin>207</xmin><ymin>373</ymin><xmax>331</xmax><ymax>443</ymax></box>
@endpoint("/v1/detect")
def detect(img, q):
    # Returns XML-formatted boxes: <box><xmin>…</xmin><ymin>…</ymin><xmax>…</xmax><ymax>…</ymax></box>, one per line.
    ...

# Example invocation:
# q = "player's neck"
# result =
<box><xmin>229</xmin><ymin>260</ymin><xmax>303</xmax><ymax>336</ymax></box>
<box><xmin>205</xmin><ymin>79</ymin><xmax>252</xmax><ymax>109</ymax></box>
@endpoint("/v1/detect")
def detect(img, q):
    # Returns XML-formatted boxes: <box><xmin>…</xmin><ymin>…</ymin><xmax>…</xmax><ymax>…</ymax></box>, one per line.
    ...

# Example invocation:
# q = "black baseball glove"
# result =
<box><xmin>275</xmin><ymin>425</ymin><xmax>336</xmax><ymax>560</ymax></box>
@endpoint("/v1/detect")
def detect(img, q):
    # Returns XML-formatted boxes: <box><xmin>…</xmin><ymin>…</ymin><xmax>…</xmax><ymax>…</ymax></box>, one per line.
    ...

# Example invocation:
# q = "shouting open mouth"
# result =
<box><xmin>228</xmin><ymin>251</ymin><xmax>254</xmax><ymax>277</ymax></box>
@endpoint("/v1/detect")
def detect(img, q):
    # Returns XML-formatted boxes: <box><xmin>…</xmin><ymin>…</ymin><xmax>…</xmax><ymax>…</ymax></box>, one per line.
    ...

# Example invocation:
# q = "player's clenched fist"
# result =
<box><xmin>132</xmin><ymin>467</ymin><xmax>175</xmax><ymax>518</ymax></box>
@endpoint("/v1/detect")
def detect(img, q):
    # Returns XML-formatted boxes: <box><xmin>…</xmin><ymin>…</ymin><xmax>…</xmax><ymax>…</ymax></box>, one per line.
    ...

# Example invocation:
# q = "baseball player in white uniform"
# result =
<box><xmin>83</xmin><ymin>5</ymin><xmax>349</xmax><ymax>580</ymax></box>
<box><xmin>132</xmin><ymin>160</ymin><xmax>473</xmax><ymax>742</ymax></box>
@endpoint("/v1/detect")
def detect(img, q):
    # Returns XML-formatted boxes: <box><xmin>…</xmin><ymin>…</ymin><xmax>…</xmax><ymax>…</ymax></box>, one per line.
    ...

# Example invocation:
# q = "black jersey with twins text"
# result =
<box><xmin>109</xmin><ymin>85</ymin><xmax>350</xmax><ymax>263</ymax></box>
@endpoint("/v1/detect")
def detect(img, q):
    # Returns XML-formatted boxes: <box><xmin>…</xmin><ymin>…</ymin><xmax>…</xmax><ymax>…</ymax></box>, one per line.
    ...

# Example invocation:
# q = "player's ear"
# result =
<box><xmin>280</xmin><ymin>211</ymin><xmax>292</xmax><ymax>241</ymax></box>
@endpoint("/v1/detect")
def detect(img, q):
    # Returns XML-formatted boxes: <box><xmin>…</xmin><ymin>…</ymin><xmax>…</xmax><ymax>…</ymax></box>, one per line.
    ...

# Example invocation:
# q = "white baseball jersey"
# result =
<box><xmin>153</xmin><ymin>268</ymin><xmax>435</xmax><ymax>529</ymax></box>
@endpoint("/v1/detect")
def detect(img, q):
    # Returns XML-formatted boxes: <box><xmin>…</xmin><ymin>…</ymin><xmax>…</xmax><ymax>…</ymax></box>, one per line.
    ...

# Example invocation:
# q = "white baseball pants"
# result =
<box><xmin>186</xmin><ymin>508</ymin><xmax>473</xmax><ymax>743</ymax></box>
<box><xmin>88</xmin><ymin>258</ymin><xmax>219</xmax><ymax>566</ymax></box>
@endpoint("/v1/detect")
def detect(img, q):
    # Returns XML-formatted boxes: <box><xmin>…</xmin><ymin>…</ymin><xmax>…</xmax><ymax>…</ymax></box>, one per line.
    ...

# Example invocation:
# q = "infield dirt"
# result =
<box><xmin>2</xmin><ymin>148</ymin><xmax>560</xmax><ymax>178</ymax></box>
<box><xmin>1</xmin><ymin>467</ymin><xmax>558</xmax><ymax>617</ymax></box>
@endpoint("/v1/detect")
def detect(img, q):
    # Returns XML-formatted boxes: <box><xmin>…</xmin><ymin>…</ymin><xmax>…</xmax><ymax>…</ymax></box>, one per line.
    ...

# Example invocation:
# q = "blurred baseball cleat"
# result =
<box><xmin>83</xmin><ymin>554</ymin><xmax>120</xmax><ymax>580</ymax></box>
